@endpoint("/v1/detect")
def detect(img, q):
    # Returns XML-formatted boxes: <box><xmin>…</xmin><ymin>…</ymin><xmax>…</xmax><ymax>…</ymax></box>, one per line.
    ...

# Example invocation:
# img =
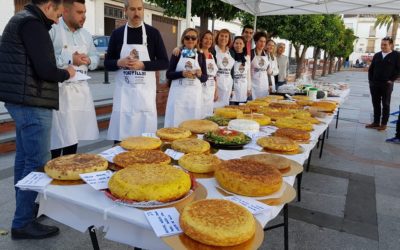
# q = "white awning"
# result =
<box><xmin>221</xmin><ymin>0</ymin><xmax>400</xmax><ymax>16</ymax></box>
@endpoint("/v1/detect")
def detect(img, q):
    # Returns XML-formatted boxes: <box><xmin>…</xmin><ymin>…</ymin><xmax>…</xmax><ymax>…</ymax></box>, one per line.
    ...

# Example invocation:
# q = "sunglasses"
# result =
<box><xmin>184</xmin><ymin>35</ymin><xmax>197</xmax><ymax>41</ymax></box>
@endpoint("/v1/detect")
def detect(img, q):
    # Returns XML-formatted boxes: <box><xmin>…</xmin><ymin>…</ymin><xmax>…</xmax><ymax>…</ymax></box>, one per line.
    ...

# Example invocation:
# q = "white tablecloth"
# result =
<box><xmin>37</xmin><ymin>89</ymin><xmax>350</xmax><ymax>250</ymax></box>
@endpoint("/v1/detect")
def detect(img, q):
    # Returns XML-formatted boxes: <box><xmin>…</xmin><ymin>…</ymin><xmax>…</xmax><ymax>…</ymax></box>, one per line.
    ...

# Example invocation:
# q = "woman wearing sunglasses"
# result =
<box><xmin>230</xmin><ymin>36</ymin><xmax>251</xmax><ymax>104</ymax></box>
<box><xmin>212</xmin><ymin>29</ymin><xmax>235</xmax><ymax>108</ymax></box>
<box><xmin>251</xmin><ymin>31</ymin><xmax>271</xmax><ymax>99</ymax></box>
<box><xmin>164</xmin><ymin>28</ymin><xmax>207</xmax><ymax>127</ymax></box>
<box><xmin>199</xmin><ymin>30</ymin><xmax>218</xmax><ymax>117</ymax></box>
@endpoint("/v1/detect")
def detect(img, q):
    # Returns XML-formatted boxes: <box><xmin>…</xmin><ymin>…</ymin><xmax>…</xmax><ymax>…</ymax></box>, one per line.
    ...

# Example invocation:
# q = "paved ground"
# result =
<box><xmin>1</xmin><ymin>70</ymin><xmax>400</xmax><ymax>250</ymax></box>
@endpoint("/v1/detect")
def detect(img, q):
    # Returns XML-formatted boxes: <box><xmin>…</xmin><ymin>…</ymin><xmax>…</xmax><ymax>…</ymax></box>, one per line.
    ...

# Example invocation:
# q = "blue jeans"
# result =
<box><xmin>5</xmin><ymin>103</ymin><xmax>52</xmax><ymax>229</ymax></box>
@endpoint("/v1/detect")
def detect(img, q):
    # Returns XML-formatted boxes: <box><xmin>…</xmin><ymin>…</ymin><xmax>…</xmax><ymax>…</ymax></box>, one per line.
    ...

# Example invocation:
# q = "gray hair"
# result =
<box><xmin>277</xmin><ymin>43</ymin><xmax>285</xmax><ymax>48</ymax></box>
<box><xmin>124</xmin><ymin>0</ymin><xmax>144</xmax><ymax>8</ymax></box>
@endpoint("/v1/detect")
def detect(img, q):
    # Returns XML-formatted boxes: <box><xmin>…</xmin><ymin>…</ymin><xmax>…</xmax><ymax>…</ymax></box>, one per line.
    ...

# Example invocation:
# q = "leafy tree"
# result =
<box><xmin>375</xmin><ymin>14</ymin><xmax>399</xmax><ymax>42</ymax></box>
<box><xmin>238</xmin><ymin>13</ymin><xmax>289</xmax><ymax>38</ymax></box>
<box><xmin>147</xmin><ymin>0</ymin><xmax>240</xmax><ymax>33</ymax></box>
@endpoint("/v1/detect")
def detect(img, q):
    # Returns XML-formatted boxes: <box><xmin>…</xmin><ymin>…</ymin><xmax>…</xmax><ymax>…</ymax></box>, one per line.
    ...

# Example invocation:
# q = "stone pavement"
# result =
<box><xmin>1</xmin><ymin>70</ymin><xmax>400</xmax><ymax>250</ymax></box>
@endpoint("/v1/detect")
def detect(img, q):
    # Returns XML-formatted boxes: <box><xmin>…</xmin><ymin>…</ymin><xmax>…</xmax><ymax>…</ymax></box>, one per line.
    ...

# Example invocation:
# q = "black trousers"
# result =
<box><xmin>369</xmin><ymin>82</ymin><xmax>394</xmax><ymax>125</ymax></box>
<box><xmin>51</xmin><ymin>143</ymin><xmax>78</xmax><ymax>159</ymax></box>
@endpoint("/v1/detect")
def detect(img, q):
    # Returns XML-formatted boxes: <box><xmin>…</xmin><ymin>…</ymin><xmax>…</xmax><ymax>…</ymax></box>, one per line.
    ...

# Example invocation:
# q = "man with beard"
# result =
<box><xmin>0</xmin><ymin>0</ymin><xmax>75</xmax><ymax>239</ymax></box>
<box><xmin>49</xmin><ymin>0</ymin><xmax>99</xmax><ymax>158</ymax></box>
<box><xmin>105</xmin><ymin>0</ymin><xmax>168</xmax><ymax>142</ymax></box>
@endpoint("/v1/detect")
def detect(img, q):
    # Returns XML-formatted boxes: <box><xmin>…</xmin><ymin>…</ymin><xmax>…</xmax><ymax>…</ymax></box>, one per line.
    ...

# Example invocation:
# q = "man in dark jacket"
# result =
<box><xmin>367</xmin><ymin>37</ymin><xmax>400</xmax><ymax>131</ymax></box>
<box><xmin>0</xmin><ymin>0</ymin><xmax>75</xmax><ymax>240</ymax></box>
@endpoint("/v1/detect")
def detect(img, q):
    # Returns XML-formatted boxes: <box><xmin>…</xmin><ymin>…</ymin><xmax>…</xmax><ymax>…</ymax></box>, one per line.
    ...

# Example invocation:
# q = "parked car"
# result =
<box><xmin>93</xmin><ymin>35</ymin><xmax>109</xmax><ymax>69</ymax></box>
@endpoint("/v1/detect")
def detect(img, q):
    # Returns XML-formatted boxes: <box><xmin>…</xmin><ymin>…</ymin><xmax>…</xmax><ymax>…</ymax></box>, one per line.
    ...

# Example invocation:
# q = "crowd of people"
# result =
<box><xmin>0</xmin><ymin>0</ymin><xmax>398</xmax><ymax>242</ymax></box>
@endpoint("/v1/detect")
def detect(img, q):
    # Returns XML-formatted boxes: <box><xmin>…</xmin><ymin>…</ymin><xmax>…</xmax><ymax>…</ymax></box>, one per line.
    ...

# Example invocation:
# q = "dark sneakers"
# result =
<box><xmin>365</xmin><ymin>123</ymin><xmax>380</xmax><ymax>129</ymax></box>
<box><xmin>386</xmin><ymin>137</ymin><xmax>400</xmax><ymax>144</ymax></box>
<box><xmin>11</xmin><ymin>221</ymin><xmax>59</xmax><ymax>240</ymax></box>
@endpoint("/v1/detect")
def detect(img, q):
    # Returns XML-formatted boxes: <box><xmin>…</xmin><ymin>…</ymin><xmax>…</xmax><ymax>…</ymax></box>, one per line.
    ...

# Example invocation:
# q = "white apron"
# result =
<box><xmin>164</xmin><ymin>52</ymin><xmax>203</xmax><ymax>127</ymax></box>
<box><xmin>231</xmin><ymin>61</ymin><xmax>249</xmax><ymax>102</ymax></box>
<box><xmin>107</xmin><ymin>24</ymin><xmax>157</xmax><ymax>140</ymax></box>
<box><xmin>213</xmin><ymin>46</ymin><xmax>235</xmax><ymax>108</ymax></box>
<box><xmin>268</xmin><ymin>55</ymin><xmax>278</xmax><ymax>92</ymax></box>
<box><xmin>50</xmin><ymin>21</ymin><xmax>99</xmax><ymax>150</ymax></box>
<box><xmin>251</xmin><ymin>54</ymin><xmax>270</xmax><ymax>99</ymax></box>
<box><xmin>202</xmin><ymin>56</ymin><xmax>217</xmax><ymax>117</ymax></box>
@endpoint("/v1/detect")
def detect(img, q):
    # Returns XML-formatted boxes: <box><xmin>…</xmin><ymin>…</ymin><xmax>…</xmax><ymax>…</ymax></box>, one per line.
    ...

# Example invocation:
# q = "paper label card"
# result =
<box><xmin>144</xmin><ymin>207</ymin><xmax>183</xmax><ymax>237</ymax></box>
<box><xmin>98</xmin><ymin>146</ymin><xmax>127</xmax><ymax>163</ymax></box>
<box><xmin>79</xmin><ymin>170</ymin><xmax>113</xmax><ymax>190</ymax></box>
<box><xmin>141</xmin><ymin>132</ymin><xmax>159</xmax><ymax>138</ymax></box>
<box><xmin>15</xmin><ymin>172</ymin><xmax>52</xmax><ymax>190</ymax></box>
<box><xmin>164</xmin><ymin>149</ymin><xmax>184</xmax><ymax>160</ymax></box>
<box><xmin>244</xmin><ymin>131</ymin><xmax>268</xmax><ymax>140</ymax></box>
<box><xmin>224</xmin><ymin>196</ymin><xmax>272</xmax><ymax>215</ymax></box>
<box><xmin>260</xmin><ymin>126</ymin><xmax>277</xmax><ymax>134</ymax></box>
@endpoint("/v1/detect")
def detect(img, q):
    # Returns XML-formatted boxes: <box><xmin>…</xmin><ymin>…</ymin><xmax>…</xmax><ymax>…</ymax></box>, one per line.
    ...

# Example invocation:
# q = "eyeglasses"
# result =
<box><xmin>184</xmin><ymin>35</ymin><xmax>197</xmax><ymax>41</ymax></box>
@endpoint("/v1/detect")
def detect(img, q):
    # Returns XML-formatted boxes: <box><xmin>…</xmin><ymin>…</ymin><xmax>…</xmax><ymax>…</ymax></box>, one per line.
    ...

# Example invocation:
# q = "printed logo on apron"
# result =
<box><xmin>258</xmin><ymin>58</ymin><xmax>265</xmax><ymax>67</ymax></box>
<box><xmin>185</xmin><ymin>61</ymin><xmax>193</xmax><ymax>70</ymax></box>
<box><xmin>222</xmin><ymin>57</ymin><xmax>229</xmax><ymax>67</ymax></box>
<box><xmin>207</xmin><ymin>62</ymin><xmax>214</xmax><ymax>73</ymax></box>
<box><xmin>239</xmin><ymin>64</ymin><xmax>245</xmax><ymax>74</ymax></box>
<box><xmin>130</xmin><ymin>48</ymin><xmax>140</xmax><ymax>60</ymax></box>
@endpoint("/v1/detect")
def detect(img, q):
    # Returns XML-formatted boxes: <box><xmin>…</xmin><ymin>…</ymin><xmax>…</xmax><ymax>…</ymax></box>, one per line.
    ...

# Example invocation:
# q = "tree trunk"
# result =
<box><xmin>322</xmin><ymin>51</ymin><xmax>328</xmax><ymax>76</ymax></box>
<box><xmin>337</xmin><ymin>57</ymin><xmax>342</xmax><ymax>71</ymax></box>
<box><xmin>328</xmin><ymin>56</ymin><xmax>334</xmax><ymax>74</ymax></box>
<box><xmin>294</xmin><ymin>44</ymin><xmax>308</xmax><ymax>79</ymax></box>
<box><xmin>312</xmin><ymin>48</ymin><xmax>320</xmax><ymax>80</ymax></box>
<box><xmin>199</xmin><ymin>13</ymin><xmax>208</xmax><ymax>34</ymax></box>
<box><xmin>392</xmin><ymin>15</ymin><xmax>399</xmax><ymax>43</ymax></box>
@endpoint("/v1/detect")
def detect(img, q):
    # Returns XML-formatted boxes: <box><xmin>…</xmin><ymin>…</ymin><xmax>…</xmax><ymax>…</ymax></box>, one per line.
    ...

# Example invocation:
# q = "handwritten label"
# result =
<box><xmin>224</xmin><ymin>196</ymin><xmax>272</xmax><ymax>215</ymax></box>
<box><xmin>144</xmin><ymin>207</ymin><xmax>183</xmax><ymax>237</ymax></box>
<box><xmin>260</xmin><ymin>126</ymin><xmax>277</xmax><ymax>134</ymax></box>
<box><xmin>164</xmin><ymin>149</ymin><xmax>184</xmax><ymax>160</ymax></box>
<box><xmin>98</xmin><ymin>146</ymin><xmax>127</xmax><ymax>163</ymax></box>
<box><xmin>79</xmin><ymin>170</ymin><xmax>113</xmax><ymax>190</ymax></box>
<box><xmin>244</xmin><ymin>131</ymin><xmax>268</xmax><ymax>139</ymax></box>
<box><xmin>141</xmin><ymin>132</ymin><xmax>159</xmax><ymax>138</ymax></box>
<box><xmin>15</xmin><ymin>172</ymin><xmax>52</xmax><ymax>190</ymax></box>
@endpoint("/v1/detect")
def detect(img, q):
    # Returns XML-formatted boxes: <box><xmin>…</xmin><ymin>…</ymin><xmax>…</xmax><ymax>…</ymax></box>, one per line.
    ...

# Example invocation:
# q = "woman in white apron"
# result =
<box><xmin>107</xmin><ymin>23</ymin><xmax>157</xmax><ymax>141</ymax></box>
<box><xmin>265</xmin><ymin>39</ymin><xmax>278</xmax><ymax>93</ymax></box>
<box><xmin>230</xmin><ymin>36</ymin><xmax>251</xmax><ymax>104</ymax></box>
<box><xmin>213</xmin><ymin>29</ymin><xmax>235</xmax><ymax>108</ymax></box>
<box><xmin>251</xmin><ymin>31</ymin><xmax>271</xmax><ymax>99</ymax></box>
<box><xmin>199</xmin><ymin>31</ymin><xmax>218</xmax><ymax>117</ymax></box>
<box><xmin>164</xmin><ymin>28</ymin><xmax>208</xmax><ymax>127</ymax></box>
<box><xmin>50</xmin><ymin>19</ymin><xmax>99</xmax><ymax>158</ymax></box>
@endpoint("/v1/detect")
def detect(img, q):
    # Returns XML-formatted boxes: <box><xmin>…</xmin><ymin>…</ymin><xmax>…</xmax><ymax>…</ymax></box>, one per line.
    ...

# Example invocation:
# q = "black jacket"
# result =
<box><xmin>0</xmin><ymin>4</ymin><xmax>69</xmax><ymax>109</ymax></box>
<box><xmin>368</xmin><ymin>50</ymin><xmax>400</xmax><ymax>85</ymax></box>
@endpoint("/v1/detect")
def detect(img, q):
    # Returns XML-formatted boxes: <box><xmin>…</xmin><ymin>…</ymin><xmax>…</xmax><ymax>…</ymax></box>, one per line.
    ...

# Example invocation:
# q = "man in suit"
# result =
<box><xmin>367</xmin><ymin>37</ymin><xmax>400</xmax><ymax>131</ymax></box>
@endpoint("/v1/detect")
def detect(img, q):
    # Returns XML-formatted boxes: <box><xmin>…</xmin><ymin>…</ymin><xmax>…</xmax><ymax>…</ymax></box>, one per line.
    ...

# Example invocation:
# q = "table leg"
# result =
<box><xmin>326</xmin><ymin>126</ymin><xmax>329</xmax><ymax>139</ymax></box>
<box><xmin>88</xmin><ymin>226</ymin><xmax>100</xmax><ymax>250</ymax></box>
<box><xmin>335</xmin><ymin>108</ymin><xmax>340</xmax><ymax>129</ymax></box>
<box><xmin>319</xmin><ymin>131</ymin><xmax>326</xmax><ymax>159</ymax></box>
<box><xmin>284</xmin><ymin>204</ymin><xmax>289</xmax><ymax>250</ymax></box>
<box><xmin>306</xmin><ymin>150</ymin><xmax>313</xmax><ymax>172</ymax></box>
<box><xmin>263</xmin><ymin>204</ymin><xmax>290</xmax><ymax>250</ymax></box>
<box><xmin>296</xmin><ymin>173</ymin><xmax>302</xmax><ymax>202</ymax></box>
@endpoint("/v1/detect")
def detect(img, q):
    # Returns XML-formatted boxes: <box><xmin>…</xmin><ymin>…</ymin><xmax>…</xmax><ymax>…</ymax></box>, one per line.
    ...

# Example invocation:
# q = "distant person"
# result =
<box><xmin>265</xmin><ymin>39</ymin><xmax>278</xmax><ymax>93</ymax></box>
<box><xmin>105</xmin><ymin>0</ymin><xmax>169</xmax><ymax>141</ymax></box>
<box><xmin>276</xmin><ymin>42</ymin><xmax>289</xmax><ymax>89</ymax></box>
<box><xmin>366</xmin><ymin>37</ymin><xmax>400</xmax><ymax>131</ymax></box>
<box><xmin>251</xmin><ymin>31</ymin><xmax>270</xmax><ymax>99</ymax></box>
<box><xmin>0</xmin><ymin>0</ymin><xmax>75</xmax><ymax>240</ymax></box>
<box><xmin>49</xmin><ymin>0</ymin><xmax>99</xmax><ymax>158</ymax></box>
<box><xmin>344</xmin><ymin>56</ymin><xmax>350</xmax><ymax>68</ymax></box>
<box><xmin>241</xmin><ymin>24</ymin><xmax>254</xmax><ymax>56</ymax></box>
<box><xmin>213</xmin><ymin>29</ymin><xmax>235</xmax><ymax>108</ymax></box>
<box><xmin>386</xmin><ymin>112</ymin><xmax>400</xmax><ymax>144</ymax></box>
